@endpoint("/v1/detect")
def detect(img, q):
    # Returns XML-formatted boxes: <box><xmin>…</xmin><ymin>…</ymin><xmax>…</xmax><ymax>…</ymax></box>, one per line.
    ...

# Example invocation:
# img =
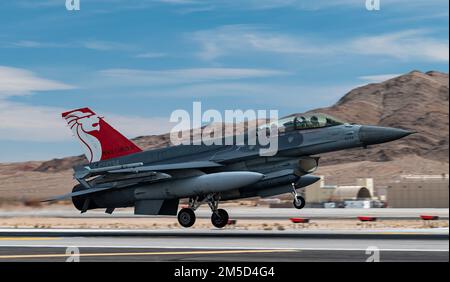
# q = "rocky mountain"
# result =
<box><xmin>314</xmin><ymin>70</ymin><xmax>449</xmax><ymax>165</ymax></box>
<box><xmin>0</xmin><ymin>70</ymin><xmax>448</xmax><ymax>201</ymax></box>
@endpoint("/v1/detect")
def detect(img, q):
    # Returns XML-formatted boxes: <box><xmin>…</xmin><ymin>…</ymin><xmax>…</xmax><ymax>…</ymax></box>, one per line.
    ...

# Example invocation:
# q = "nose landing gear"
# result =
<box><xmin>291</xmin><ymin>183</ymin><xmax>306</xmax><ymax>209</ymax></box>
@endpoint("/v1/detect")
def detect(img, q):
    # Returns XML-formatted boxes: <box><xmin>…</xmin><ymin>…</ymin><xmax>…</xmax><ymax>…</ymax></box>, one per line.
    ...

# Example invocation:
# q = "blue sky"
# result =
<box><xmin>0</xmin><ymin>0</ymin><xmax>448</xmax><ymax>162</ymax></box>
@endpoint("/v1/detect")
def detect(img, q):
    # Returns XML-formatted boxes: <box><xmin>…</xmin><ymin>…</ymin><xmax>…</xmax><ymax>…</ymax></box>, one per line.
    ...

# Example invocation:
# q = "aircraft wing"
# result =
<box><xmin>45</xmin><ymin>161</ymin><xmax>223</xmax><ymax>202</ymax></box>
<box><xmin>108</xmin><ymin>160</ymin><xmax>224</xmax><ymax>173</ymax></box>
<box><xmin>76</xmin><ymin>160</ymin><xmax>223</xmax><ymax>178</ymax></box>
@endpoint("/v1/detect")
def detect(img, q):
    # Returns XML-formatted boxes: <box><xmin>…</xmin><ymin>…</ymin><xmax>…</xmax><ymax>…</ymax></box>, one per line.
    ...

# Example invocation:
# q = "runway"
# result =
<box><xmin>0</xmin><ymin>228</ymin><xmax>447</xmax><ymax>262</ymax></box>
<box><xmin>1</xmin><ymin>207</ymin><xmax>447</xmax><ymax>219</ymax></box>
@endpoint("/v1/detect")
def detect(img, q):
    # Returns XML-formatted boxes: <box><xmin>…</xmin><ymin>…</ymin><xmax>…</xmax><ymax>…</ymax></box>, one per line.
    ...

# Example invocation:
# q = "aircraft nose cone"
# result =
<box><xmin>359</xmin><ymin>125</ymin><xmax>414</xmax><ymax>145</ymax></box>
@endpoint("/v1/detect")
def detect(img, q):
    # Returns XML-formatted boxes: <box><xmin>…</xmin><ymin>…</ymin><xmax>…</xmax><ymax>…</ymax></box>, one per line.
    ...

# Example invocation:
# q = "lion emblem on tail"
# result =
<box><xmin>63</xmin><ymin>109</ymin><xmax>102</xmax><ymax>162</ymax></box>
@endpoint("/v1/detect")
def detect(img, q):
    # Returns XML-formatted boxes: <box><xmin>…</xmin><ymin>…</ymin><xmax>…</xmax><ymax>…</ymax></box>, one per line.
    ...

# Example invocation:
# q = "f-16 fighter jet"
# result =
<box><xmin>47</xmin><ymin>107</ymin><xmax>413</xmax><ymax>228</ymax></box>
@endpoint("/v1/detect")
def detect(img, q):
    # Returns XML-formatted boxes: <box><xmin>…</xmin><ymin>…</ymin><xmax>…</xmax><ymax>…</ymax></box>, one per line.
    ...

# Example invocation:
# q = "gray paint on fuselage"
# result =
<box><xmin>80</xmin><ymin>124</ymin><xmax>362</xmax><ymax>173</ymax></box>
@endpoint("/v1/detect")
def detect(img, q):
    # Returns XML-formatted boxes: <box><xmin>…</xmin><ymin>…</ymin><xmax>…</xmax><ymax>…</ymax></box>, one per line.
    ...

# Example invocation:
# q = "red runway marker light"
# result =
<box><xmin>289</xmin><ymin>217</ymin><xmax>310</xmax><ymax>223</ymax></box>
<box><xmin>227</xmin><ymin>219</ymin><xmax>237</xmax><ymax>225</ymax></box>
<box><xmin>357</xmin><ymin>216</ymin><xmax>377</xmax><ymax>222</ymax></box>
<box><xmin>420</xmin><ymin>215</ymin><xmax>439</xmax><ymax>221</ymax></box>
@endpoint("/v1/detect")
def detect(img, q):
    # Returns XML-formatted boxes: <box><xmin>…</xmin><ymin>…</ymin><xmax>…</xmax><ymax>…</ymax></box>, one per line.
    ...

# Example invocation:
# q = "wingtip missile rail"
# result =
<box><xmin>75</xmin><ymin>162</ymin><xmax>145</xmax><ymax>179</ymax></box>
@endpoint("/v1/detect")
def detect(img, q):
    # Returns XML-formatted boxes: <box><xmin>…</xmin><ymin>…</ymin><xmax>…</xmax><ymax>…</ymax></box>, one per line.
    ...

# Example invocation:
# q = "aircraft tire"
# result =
<box><xmin>177</xmin><ymin>208</ymin><xmax>196</xmax><ymax>228</ymax></box>
<box><xmin>211</xmin><ymin>209</ymin><xmax>229</xmax><ymax>228</ymax></box>
<box><xmin>293</xmin><ymin>195</ymin><xmax>306</xmax><ymax>209</ymax></box>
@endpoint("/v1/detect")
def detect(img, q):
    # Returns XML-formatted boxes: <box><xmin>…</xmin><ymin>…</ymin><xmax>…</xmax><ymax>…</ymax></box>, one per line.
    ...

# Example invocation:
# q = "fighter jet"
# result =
<box><xmin>47</xmin><ymin>107</ymin><xmax>413</xmax><ymax>228</ymax></box>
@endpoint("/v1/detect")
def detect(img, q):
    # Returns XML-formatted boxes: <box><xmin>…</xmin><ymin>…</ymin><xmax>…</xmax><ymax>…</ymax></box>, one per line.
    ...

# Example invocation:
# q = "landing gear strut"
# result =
<box><xmin>177</xmin><ymin>196</ymin><xmax>201</xmax><ymax>228</ymax></box>
<box><xmin>177</xmin><ymin>194</ymin><xmax>229</xmax><ymax>228</ymax></box>
<box><xmin>207</xmin><ymin>194</ymin><xmax>229</xmax><ymax>228</ymax></box>
<box><xmin>291</xmin><ymin>183</ymin><xmax>306</xmax><ymax>209</ymax></box>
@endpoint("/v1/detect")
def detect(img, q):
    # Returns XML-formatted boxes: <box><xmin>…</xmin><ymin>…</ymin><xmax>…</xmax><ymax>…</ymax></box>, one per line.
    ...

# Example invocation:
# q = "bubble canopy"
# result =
<box><xmin>259</xmin><ymin>113</ymin><xmax>347</xmax><ymax>133</ymax></box>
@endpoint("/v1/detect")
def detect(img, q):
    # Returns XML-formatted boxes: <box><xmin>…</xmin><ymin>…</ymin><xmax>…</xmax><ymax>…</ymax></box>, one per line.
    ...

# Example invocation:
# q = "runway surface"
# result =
<box><xmin>0</xmin><ymin>228</ymin><xmax>447</xmax><ymax>262</ymax></box>
<box><xmin>1</xmin><ymin>207</ymin><xmax>448</xmax><ymax>219</ymax></box>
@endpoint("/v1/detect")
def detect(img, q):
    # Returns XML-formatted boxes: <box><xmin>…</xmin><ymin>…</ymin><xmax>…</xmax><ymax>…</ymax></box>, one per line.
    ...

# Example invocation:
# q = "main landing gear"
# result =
<box><xmin>207</xmin><ymin>195</ymin><xmax>229</xmax><ymax>228</ymax></box>
<box><xmin>176</xmin><ymin>194</ymin><xmax>229</xmax><ymax>228</ymax></box>
<box><xmin>291</xmin><ymin>183</ymin><xmax>306</xmax><ymax>209</ymax></box>
<box><xmin>177</xmin><ymin>208</ymin><xmax>196</xmax><ymax>228</ymax></box>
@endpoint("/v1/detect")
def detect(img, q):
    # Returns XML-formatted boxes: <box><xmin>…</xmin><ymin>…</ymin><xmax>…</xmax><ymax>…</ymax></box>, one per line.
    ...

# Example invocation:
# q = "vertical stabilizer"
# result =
<box><xmin>62</xmin><ymin>107</ymin><xmax>142</xmax><ymax>162</ymax></box>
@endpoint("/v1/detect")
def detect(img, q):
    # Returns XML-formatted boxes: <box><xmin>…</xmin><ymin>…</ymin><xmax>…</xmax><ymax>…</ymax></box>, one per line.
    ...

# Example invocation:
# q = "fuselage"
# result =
<box><xmin>72</xmin><ymin>120</ymin><xmax>412</xmax><ymax>211</ymax></box>
<box><xmin>54</xmin><ymin>107</ymin><xmax>415</xmax><ymax>229</ymax></box>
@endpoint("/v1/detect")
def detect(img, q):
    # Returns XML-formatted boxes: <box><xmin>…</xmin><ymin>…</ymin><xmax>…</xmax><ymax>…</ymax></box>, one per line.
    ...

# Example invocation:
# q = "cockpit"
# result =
<box><xmin>258</xmin><ymin>113</ymin><xmax>346</xmax><ymax>133</ymax></box>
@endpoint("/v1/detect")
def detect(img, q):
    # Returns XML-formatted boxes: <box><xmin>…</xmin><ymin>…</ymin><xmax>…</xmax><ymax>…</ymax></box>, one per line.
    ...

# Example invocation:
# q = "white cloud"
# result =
<box><xmin>0</xmin><ymin>101</ymin><xmax>71</xmax><ymax>141</ymax></box>
<box><xmin>7</xmin><ymin>40</ymin><xmax>71</xmax><ymax>49</ymax></box>
<box><xmin>358</xmin><ymin>74</ymin><xmax>401</xmax><ymax>83</ymax></box>
<box><xmin>350</xmin><ymin>30</ymin><xmax>449</xmax><ymax>62</ymax></box>
<box><xmin>12</xmin><ymin>40</ymin><xmax>48</xmax><ymax>48</ymax></box>
<box><xmin>99</xmin><ymin>67</ymin><xmax>290</xmax><ymax>85</ymax></box>
<box><xmin>192</xmin><ymin>25</ymin><xmax>327</xmax><ymax>60</ymax></box>
<box><xmin>0</xmin><ymin>66</ymin><xmax>74</xmax><ymax>141</ymax></box>
<box><xmin>4</xmin><ymin>40</ymin><xmax>136</xmax><ymax>52</ymax></box>
<box><xmin>229</xmin><ymin>0</ymin><xmax>448</xmax><ymax>11</ymax></box>
<box><xmin>192</xmin><ymin>26</ymin><xmax>449</xmax><ymax>63</ymax></box>
<box><xmin>0</xmin><ymin>101</ymin><xmax>174</xmax><ymax>142</ymax></box>
<box><xmin>0</xmin><ymin>66</ymin><xmax>173</xmax><ymax>142</ymax></box>
<box><xmin>0</xmin><ymin>66</ymin><xmax>74</xmax><ymax>98</ymax></box>
<box><xmin>153</xmin><ymin>0</ymin><xmax>370</xmax><ymax>11</ymax></box>
<box><xmin>124</xmin><ymin>82</ymin><xmax>356</xmax><ymax>109</ymax></box>
<box><xmin>15</xmin><ymin>0</ymin><xmax>64</xmax><ymax>8</ymax></box>
<box><xmin>82</xmin><ymin>40</ymin><xmax>136</xmax><ymax>51</ymax></box>
<box><xmin>135</xmin><ymin>52</ymin><xmax>167</xmax><ymax>58</ymax></box>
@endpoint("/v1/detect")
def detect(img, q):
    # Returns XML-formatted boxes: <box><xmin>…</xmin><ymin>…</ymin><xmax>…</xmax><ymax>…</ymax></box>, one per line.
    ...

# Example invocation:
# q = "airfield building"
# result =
<box><xmin>304</xmin><ymin>176</ymin><xmax>374</xmax><ymax>206</ymax></box>
<box><xmin>386</xmin><ymin>174</ymin><xmax>449</xmax><ymax>208</ymax></box>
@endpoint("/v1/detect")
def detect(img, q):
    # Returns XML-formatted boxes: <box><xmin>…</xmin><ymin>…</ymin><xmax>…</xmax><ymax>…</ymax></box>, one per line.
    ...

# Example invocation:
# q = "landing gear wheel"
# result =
<box><xmin>211</xmin><ymin>209</ymin><xmax>229</xmax><ymax>228</ymax></box>
<box><xmin>293</xmin><ymin>195</ymin><xmax>306</xmax><ymax>209</ymax></box>
<box><xmin>177</xmin><ymin>208</ymin><xmax>196</xmax><ymax>228</ymax></box>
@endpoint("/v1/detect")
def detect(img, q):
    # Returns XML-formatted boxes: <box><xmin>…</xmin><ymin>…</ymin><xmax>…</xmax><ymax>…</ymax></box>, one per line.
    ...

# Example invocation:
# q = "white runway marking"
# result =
<box><xmin>0</xmin><ymin>244</ymin><xmax>447</xmax><ymax>252</ymax></box>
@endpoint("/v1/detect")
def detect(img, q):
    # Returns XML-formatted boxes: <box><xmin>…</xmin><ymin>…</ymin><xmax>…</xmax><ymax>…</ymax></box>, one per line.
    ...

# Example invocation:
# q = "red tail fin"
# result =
<box><xmin>62</xmin><ymin>107</ymin><xmax>142</xmax><ymax>162</ymax></box>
